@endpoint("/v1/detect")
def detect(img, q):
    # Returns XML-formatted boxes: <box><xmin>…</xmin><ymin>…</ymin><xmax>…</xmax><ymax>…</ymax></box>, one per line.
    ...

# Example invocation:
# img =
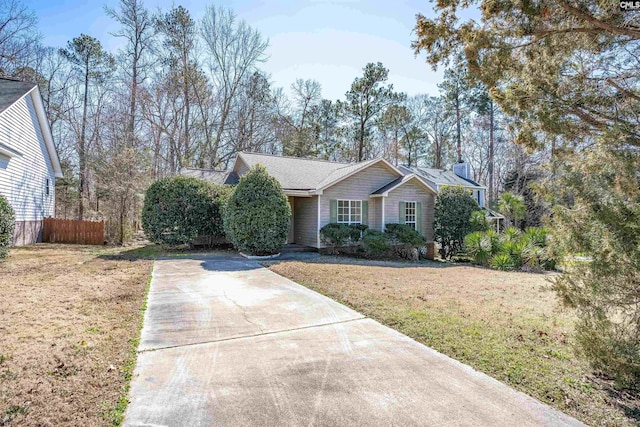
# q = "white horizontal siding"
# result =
<box><xmin>0</xmin><ymin>93</ymin><xmax>55</xmax><ymax>222</ymax></box>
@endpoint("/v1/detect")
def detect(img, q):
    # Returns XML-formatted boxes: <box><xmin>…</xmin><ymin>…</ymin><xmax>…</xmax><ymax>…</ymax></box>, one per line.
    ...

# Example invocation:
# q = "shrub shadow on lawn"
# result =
<box><xmin>263</xmin><ymin>254</ymin><xmax>454</xmax><ymax>269</ymax></box>
<box><xmin>97</xmin><ymin>243</ymin><xmax>238</xmax><ymax>261</ymax></box>
<box><xmin>199</xmin><ymin>259</ymin><xmax>262</xmax><ymax>272</ymax></box>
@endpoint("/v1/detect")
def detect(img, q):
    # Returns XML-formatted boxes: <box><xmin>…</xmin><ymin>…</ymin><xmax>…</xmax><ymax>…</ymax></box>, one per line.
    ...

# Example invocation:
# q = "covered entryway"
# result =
<box><xmin>287</xmin><ymin>196</ymin><xmax>295</xmax><ymax>243</ymax></box>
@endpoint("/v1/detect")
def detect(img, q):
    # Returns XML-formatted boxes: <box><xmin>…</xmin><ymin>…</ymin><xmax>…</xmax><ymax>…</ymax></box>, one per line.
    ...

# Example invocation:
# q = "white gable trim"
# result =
<box><xmin>316</xmin><ymin>158</ymin><xmax>404</xmax><ymax>194</ymax></box>
<box><xmin>370</xmin><ymin>174</ymin><xmax>437</xmax><ymax>197</ymax></box>
<box><xmin>0</xmin><ymin>85</ymin><xmax>64</xmax><ymax>178</ymax></box>
<box><xmin>29</xmin><ymin>87</ymin><xmax>63</xmax><ymax>178</ymax></box>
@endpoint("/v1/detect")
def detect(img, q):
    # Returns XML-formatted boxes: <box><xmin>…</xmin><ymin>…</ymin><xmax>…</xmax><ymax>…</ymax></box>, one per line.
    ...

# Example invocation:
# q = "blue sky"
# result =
<box><xmin>30</xmin><ymin>0</ymin><xmax>443</xmax><ymax>100</ymax></box>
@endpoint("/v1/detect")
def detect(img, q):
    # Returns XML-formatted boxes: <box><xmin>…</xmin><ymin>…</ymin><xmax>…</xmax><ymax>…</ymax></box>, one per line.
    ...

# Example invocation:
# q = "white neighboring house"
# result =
<box><xmin>0</xmin><ymin>78</ymin><xmax>63</xmax><ymax>245</ymax></box>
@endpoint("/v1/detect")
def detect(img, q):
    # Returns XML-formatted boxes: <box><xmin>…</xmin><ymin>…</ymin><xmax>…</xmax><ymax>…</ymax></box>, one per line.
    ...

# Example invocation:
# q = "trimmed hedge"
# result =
<box><xmin>0</xmin><ymin>194</ymin><xmax>14</xmax><ymax>259</ymax></box>
<box><xmin>321</xmin><ymin>222</ymin><xmax>427</xmax><ymax>260</ymax></box>
<box><xmin>320</xmin><ymin>223</ymin><xmax>368</xmax><ymax>252</ymax></box>
<box><xmin>142</xmin><ymin>176</ymin><xmax>230</xmax><ymax>246</ymax></box>
<box><xmin>384</xmin><ymin>223</ymin><xmax>426</xmax><ymax>247</ymax></box>
<box><xmin>224</xmin><ymin>164</ymin><xmax>290</xmax><ymax>256</ymax></box>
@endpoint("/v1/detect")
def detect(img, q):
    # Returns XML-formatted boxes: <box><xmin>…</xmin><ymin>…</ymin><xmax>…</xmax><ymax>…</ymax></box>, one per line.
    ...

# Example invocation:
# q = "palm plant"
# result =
<box><xmin>498</xmin><ymin>192</ymin><xmax>526</xmax><ymax>228</ymax></box>
<box><xmin>464</xmin><ymin>232</ymin><xmax>492</xmax><ymax>265</ymax></box>
<box><xmin>524</xmin><ymin>227</ymin><xmax>547</xmax><ymax>247</ymax></box>
<box><xmin>485</xmin><ymin>229</ymin><xmax>501</xmax><ymax>255</ymax></box>
<box><xmin>500</xmin><ymin>226</ymin><xmax>521</xmax><ymax>244</ymax></box>
<box><xmin>491</xmin><ymin>253</ymin><xmax>514</xmax><ymax>271</ymax></box>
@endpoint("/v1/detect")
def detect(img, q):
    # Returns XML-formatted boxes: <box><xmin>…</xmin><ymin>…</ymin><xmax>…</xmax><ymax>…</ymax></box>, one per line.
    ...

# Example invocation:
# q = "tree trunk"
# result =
<box><xmin>78</xmin><ymin>62</ymin><xmax>89</xmax><ymax>220</ymax></box>
<box><xmin>488</xmin><ymin>101</ymin><xmax>495</xmax><ymax>205</ymax></box>
<box><xmin>358</xmin><ymin>119</ymin><xmax>366</xmax><ymax>161</ymax></box>
<box><xmin>456</xmin><ymin>93</ymin><xmax>462</xmax><ymax>163</ymax></box>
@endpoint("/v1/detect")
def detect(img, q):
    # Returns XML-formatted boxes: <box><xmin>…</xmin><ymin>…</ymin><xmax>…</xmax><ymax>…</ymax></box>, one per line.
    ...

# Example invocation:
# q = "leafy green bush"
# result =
<box><xmin>464</xmin><ymin>231</ymin><xmax>492</xmax><ymax>266</ymax></box>
<box><xmin>469</xmin><ymin>210</ymin><xmax>490</xmax><ymax>232</ymax></box>
<box><xmin>491</xmin><ymin>253</ymin><xmax>514</xmax><ymax>271</ymax></box>
<box><xmin>0</xmin><ymin>195</ymin><xmax>15</xmax><ymax>259</ymax></box>
<box><xmin>142</xmin><ymin>176</ymin><xmax>227</xmax><ymax>246</ymax></box>
<box><xmin>434</xmin><ymin>185</ymin><xmax>481</xmax><ymax>259</ymax></box>
<box><xmin>320</xmin><ymin>223</ymin><xmax>367</xmax><ymax>253</ymax></box>
<box><xmin>384</xmin><ymin>223</ymin><xmax>426</xmax><ymax>247</ymax></box>
<box><xmin>224</xmin><ymin>164</ymin><xmax>291</xmax><ymax>256</ymax></box>
<box><xmin>362</xmin><ymin>229</ymin><xmax>391</xmax><ymax>254</ymax></box>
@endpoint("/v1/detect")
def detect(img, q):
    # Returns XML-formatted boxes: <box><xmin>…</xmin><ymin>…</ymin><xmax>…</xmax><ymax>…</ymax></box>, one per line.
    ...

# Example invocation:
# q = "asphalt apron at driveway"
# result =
<box><xmin>124</xmin><ymin>255</ymin><xmax>584</xmax><ymax>427</ymax></box>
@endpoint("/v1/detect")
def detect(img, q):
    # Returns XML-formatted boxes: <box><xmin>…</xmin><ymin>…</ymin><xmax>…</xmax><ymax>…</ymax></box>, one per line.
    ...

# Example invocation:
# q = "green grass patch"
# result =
<box><xmin>102</xmin><ymin>272</ymin><xmax>152</xmax><ymax>426</ymax></box>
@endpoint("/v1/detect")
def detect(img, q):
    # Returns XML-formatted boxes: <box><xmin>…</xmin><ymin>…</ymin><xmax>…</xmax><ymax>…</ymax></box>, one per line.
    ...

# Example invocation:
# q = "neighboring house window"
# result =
<box><xmin>405</xmin><ymin>201</ymin><xmax>417</xmax><ymax>230</ymax></box>
<box><xmin>45</xmin><ymin>178</ymin><xmax>50</xmax><ymax>197</ymax></box>
<box><xmin>337</xmin><ymin>200</ymin><xmax>362</xmax><ymax>224</ymax></box>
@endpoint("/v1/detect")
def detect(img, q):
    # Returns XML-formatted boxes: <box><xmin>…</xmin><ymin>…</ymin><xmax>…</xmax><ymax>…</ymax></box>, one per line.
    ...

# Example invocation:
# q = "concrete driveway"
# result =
<box><xmin>124</xmin><ymin>255</ymin><xmax>583</xmax><ymax>427</ymax></box>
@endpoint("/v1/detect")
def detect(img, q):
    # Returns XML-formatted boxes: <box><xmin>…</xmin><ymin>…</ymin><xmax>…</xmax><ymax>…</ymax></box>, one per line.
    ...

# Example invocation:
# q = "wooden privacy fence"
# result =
<box><xmin>42</xmin><ymin>218</ymin><xmax>105</xmax><ymax>245</ymax></box>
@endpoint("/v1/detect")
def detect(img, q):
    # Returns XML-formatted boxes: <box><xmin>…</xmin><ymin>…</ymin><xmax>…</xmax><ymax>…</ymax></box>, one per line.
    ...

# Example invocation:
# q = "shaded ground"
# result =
<box><xmin>267</xmin><ymin>257</ymin><xmax>639</xmax><ymax>427</ymax></box>
<box><xmin>0</xmin><ymin>244</ymin><xmax>153</xmax><ymax>427</ymax></box>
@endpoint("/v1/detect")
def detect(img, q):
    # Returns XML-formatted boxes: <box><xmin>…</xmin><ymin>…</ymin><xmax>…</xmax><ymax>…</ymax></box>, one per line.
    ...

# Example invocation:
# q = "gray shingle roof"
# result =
<box><xmin>412</xmin><ymin>167</ymin><xmax>484</xmax><ymax>189</ymax></box>
<box><xmin>0</xmin><ymin>78</ymin><xmax>36</xmax><ymax>115</ymax></box>
<box><xmin>237</xmin><ymin>152</ymin><xmax>357</xmax><ymax>190</ymax></box>
<box><xmin>180</xmin><ymin>168</ymin><xmax>239</xmax><ymax>185</ymax></box>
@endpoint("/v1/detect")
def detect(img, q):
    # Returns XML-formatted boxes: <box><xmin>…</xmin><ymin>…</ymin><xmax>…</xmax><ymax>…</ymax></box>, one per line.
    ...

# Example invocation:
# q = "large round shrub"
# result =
<box><xmin>434</xmin><ymin>185</ymin><xmax>481</xmax><ymax>259</ymax></box>
<box><xmin>0</xmin><ymin>194</ymin><xmax>15</xmax><ymax>259</ymax></box>
<box><xmin>142</xmin><ymin>176</ymin><xmax>229</xmax><ymax>245</ymax></box>
<box><xmin>224</xmin><ymin>164</ymin><xmax>290</xmax><ymax>255</ymax></box>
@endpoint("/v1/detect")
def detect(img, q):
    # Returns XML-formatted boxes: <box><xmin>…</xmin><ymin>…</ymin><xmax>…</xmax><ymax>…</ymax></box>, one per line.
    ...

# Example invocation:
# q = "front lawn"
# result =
<box><xmin>267</xmin><ymin>258</ymin><xmax>639</xmax><ymax>427</ymax></box>
<box><xmin>0</xmin><ymin>244</ymin><xmax>153</xmax><ymax>426</ymax></box>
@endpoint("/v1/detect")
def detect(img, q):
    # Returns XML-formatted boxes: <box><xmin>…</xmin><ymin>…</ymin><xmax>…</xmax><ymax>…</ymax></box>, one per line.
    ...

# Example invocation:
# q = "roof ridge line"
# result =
<box><xmin>241</xmin><ymin>151</ymin><xmax>351</xmax><ymax>165</ymax></box>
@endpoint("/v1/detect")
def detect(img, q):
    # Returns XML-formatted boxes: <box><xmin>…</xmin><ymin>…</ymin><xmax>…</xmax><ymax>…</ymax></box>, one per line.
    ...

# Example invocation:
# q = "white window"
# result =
<box><xmin>405</xmin><ymin>201</ymin><xmax>416</xmax><ymax>230</ymax></box>
<box><xmin>337</xmin><ymin>200</ymin><xmax>362</xmax><ymax>224</ymax></box>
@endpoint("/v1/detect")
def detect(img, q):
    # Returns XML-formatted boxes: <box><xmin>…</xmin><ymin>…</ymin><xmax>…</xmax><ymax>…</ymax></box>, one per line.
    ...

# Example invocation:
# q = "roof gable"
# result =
<box><xmin>316</xmin><ymin>158</ymin><xmax>403</xmax><ymax>192</ymax></box>
<box><xmin>0</xmin><ymin>81</ymin><xmax>63</xmax><ymax>178</ymax></box>
<box><xmin>371</xmin><ymin>174</ymin><xmax>437</xmax><ymax>196</ymax></box>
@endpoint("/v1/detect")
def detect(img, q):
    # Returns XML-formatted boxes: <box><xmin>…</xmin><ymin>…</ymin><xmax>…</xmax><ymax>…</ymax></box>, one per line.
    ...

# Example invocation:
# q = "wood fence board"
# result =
<box><xmin>42</xmin><ymin>218</ymin><xmax>105</xmax><ymax>245</ymax></box>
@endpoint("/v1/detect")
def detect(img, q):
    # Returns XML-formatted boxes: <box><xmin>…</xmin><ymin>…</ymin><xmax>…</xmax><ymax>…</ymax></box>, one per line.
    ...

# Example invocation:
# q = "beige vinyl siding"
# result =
<box><xmin>319</xmin><ymin>163</ymin><xmax>400</xmax><ymax>246</ymax></box>
<box><xmin>385</xmin><ymin>181</ymin><xmax>435</xmax><ymax>241</ymax></box>
<box><xmin>370</xmin><ymin>197</ymin><xmax>382</xmax><ymax>231</ymax></box>
<box><xmin>293</xmin><ymin>196</ymin><xmax>318</xmax><ymax>247</ymax></box>
<box><xmin>0</xmin><ymin>92</ymin><xmax>56</xmax><ymax>222</ymax></box>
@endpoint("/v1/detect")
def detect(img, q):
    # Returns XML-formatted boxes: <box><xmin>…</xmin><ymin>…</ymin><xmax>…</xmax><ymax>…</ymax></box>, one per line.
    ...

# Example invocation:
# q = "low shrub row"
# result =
<box><xmin>320</xmin><ymin>222</ymin><xmax>427</xmax><ymax>260</ymax></box>
<box><xmin>464</xmin><ymin>226</ymin><xmax>556</xmax><ymax>271</ymax></box>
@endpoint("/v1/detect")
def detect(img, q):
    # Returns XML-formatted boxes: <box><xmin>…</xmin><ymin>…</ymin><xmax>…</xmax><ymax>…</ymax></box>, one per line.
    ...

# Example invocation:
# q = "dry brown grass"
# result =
<box><xmin>268</xmin><ymin>258</ymin><xmax>640</xmax><ymax>427</ymax></box>
<box><xmin>0</xmin><ymin>244</ymin><xmax>152</xmax><ymax>427</ymax></box>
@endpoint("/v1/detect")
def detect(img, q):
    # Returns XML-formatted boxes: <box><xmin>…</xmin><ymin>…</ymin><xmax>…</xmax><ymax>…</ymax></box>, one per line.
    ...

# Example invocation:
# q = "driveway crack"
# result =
<box><xmin>222</xmin><ymin>290</ymin><xmax>265</xmax><ymax>334</ymax></box>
